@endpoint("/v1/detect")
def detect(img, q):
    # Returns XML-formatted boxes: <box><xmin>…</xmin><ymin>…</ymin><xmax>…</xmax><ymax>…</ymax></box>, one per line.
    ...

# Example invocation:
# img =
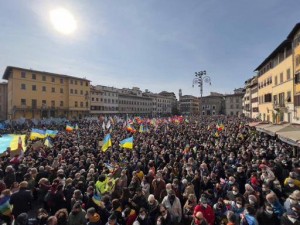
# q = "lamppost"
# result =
<box><xmin>192</xmin><ymin>71</ymin><xmax>211</xmax><ymax>115</ymax></box>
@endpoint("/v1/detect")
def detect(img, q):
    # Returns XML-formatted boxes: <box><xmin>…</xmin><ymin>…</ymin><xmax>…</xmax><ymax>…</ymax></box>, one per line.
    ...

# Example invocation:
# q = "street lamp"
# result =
<box><xmin>192</xmin><ymin>71</ymin><xmax>211</xmax><ymax>115</ymax></box>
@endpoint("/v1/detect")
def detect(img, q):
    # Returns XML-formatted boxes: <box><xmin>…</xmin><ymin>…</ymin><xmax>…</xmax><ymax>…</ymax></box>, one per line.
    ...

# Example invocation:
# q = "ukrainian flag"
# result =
<box><xmin>66</xmin><ymin>125</ymin><xmax>74</xmax><ymax>132</ymax></box>
<box><xmin>30</xmin><ymin>129</ymin><xmax>46</xmax><ymax>140</ymax></box>
<box><xmin>102</xmin><ymin>134</ymin><xmax>112</xmax><ymax>152</ymax></box>
<box><xmin>120</xmin><ymin>137</ymin><xmax>133</xmax><ymax>149</ymax></box>
<box><xmin>0</xmin><ymin>134</ymin><xmax>27</xmax><ymax>154</ymax></box>
<box><xmin>45</xmin><ymin>130</ymin><xmax>58</xmax><ymax>138</ymax></box>
<box><xmin>44</xmin><ymin>137</ymin><xmax>53</xmax><ymax>148</ymax></box>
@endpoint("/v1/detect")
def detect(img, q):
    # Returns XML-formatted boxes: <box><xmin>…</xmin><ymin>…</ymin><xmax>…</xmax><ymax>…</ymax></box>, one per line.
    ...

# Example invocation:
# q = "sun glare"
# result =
<box><xmin>50</xmin><ymin>8</ymin><xmax>77</xmax><ymax>35</ymax></box>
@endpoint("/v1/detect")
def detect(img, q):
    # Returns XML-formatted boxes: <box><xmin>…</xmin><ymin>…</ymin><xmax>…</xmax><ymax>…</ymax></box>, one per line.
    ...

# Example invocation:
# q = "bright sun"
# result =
<box><xmin>50</xmin><ymin>8</ymin><xmax>77</xmax><ymax>35</ymax></box>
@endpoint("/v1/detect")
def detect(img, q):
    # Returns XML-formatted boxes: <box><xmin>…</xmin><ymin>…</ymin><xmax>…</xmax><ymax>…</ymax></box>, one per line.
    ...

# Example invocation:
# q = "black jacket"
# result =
<box><xmin>10</xmin><ymin>188</ymin><xmax>33</xmax><ymax>217</ymax></box>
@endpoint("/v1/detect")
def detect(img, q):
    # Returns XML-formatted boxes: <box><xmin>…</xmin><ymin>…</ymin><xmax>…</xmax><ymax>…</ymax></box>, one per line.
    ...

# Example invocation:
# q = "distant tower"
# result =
<box><xmin>179</xmin><ymin>89</ymin><xmax>182</xmax><ymax>101</ymax></box>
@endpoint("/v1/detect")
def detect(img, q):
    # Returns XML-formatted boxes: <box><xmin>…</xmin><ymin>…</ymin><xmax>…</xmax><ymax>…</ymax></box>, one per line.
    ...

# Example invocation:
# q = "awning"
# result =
<box><xmin>277</xmin><ymin>124</ymin><xmax>300</xmax><ymax>147</ymax></box>
<box><xmin>248</xmin><ymin>122</ymin><xmax>263</xmax><ymax>127</ymax></box>
<box><xmin>255</xmin><ymin>123</ymin><xmax>272</xmax><ymax>132</ymax></box>
<box><xmin>262</xmin><ymin>123</ymin><xmax>291</xmax><ymax>136</ymax></box>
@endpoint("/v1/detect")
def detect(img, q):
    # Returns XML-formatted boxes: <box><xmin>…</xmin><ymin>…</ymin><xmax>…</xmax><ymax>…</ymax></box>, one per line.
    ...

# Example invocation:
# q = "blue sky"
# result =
<box><xmin>0</xmin><ymin>0</ymin><xmax>299</xmax><ymax>99</ymax></box>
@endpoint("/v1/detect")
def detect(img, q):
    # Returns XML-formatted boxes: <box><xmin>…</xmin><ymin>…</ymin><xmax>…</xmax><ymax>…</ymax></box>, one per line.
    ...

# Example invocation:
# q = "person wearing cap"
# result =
<box><xmin>193</xmin><ymin>195</ymin><xmax>215</xmax><ymax>225</ymax></box>
<box><xmin>86</xmin><ymin>207</ymin><xmax>101</xmax><ymax>225</ymax></box>
<box><xmin>284</xmin><ymin>190</ymin><xmax>300</xmax><ymax>211</ymax></box>
<box><xmin>161</xmin><ymin>189</ymin><xmax>182</xmax><ymax>224</ymax></box>
<box><xmin>68</xmin><ymin>201</ymin><xmax>87</xmax><ymax>225</ymax></box>
<box><xmin>280</xmin><ymin>208</ymin><xmax>300</xmax><ymax>225</ymax></box>
<box><xmin>9</xmin><ymin>181</ymin><xmax>33</xmax><ymax>218</ymax></box>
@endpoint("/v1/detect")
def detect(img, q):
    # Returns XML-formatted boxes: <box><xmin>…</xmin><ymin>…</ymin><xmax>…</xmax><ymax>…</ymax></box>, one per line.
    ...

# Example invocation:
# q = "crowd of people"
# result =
<box><xmin>0</xmin><ymin>115</ymin><xmax>299</xmax><ymax>225</ymax></box>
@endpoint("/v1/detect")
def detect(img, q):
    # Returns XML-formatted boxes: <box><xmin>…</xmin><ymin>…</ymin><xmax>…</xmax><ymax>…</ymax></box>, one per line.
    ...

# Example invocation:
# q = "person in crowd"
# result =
<box><xmin>86</xmin><ymin>207</ymin><xmax>101</xmax><ymax>225</ymax></box>
<box><xmin>68</xmin><ymin>201</ymin><xmax>87</xmax><ymax>225</ymax></box>
<box><xmin>256</xmin><ymin>202</ymin><xmax>280</xmax><ymax>225</ymax></box>
<box><xmin>161</xmin><ymin>189</ymin><xmax>182</xmax><ymax>224</ymax></box>
<box><xmin>191</xmin><ymin>211</ymin><xmax>208</xmax><ymax>225</ymax></box>
<box><xmin>194</xmin><ymin>195</ymin><xmax>215</xmax><ymax>225</ymax></box>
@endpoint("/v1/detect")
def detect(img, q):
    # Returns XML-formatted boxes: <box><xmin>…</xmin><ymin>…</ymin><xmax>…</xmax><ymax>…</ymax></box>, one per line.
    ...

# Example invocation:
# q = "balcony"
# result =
<box><xmin>273</xmin><ymin>102</ymin><xmax>286</xmax><ymax>109</ymax></box>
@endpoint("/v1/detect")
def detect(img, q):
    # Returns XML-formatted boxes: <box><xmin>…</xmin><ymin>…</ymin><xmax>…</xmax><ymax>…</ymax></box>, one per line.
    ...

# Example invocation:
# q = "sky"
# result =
<box><xmin>0</xmin><ymin>0</ymin><xmax>299</xmax><ymax>99</ymax></box>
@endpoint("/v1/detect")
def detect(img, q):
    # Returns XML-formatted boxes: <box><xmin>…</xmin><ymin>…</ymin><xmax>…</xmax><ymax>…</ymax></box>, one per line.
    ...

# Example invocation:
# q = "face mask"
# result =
<box><xmin>202</xmin><ymin>204</ymin><xmax>208</xmax><ymax>208</ymax></box>
<box><xmin>236</xmin><ymin>204</ymin><xmax>242</xmax><ymax>208</ymax></box>
<box><xmin>266</xmin><ymin>209</ymin><xmax>273</xmax><ymax>215</ymax></box>
<box><xmin>122</xmin><ymin>212</ymin><xmax>125</xmax><ymax>218</ymax></box>
<box><xmin>139</xmin><ymin>215</ymin><xmax>145</xmax><ymax>220</ymax></box>
<box><xmin>157</xmin><ymin>221</ymin><xmax>161</xmax><ymax>225</ymax></box>
<box><xmin>157</xmin><ymin>178</ymin><xmax>161</xmax><ymax>182</ymax></box>
<box><xmin>249</xmin><ymin>200</ymin><xmax>255</xmax><ymax>205</ymax></box>
<box><xmin>289</xmin><ymin>184</ymin><xmax>295</xmax><ymax>188</ymax></box>
<box><xmin>290</xmin><ymin>199</ymin><xmax>298</xmax><ymax>205</ymax></box>
<box><xmin>229</xmin><ymin>181</ymin><xmax>234</xmax><ymax>185</ymax></box>
<box><xmin>233</xmin><ymin>191</ymin><xmax>238</xmax><ymax>195</ymax></box>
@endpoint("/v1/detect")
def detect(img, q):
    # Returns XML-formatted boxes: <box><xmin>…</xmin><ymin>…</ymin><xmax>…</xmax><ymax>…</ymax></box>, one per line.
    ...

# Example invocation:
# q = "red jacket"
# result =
<box><xmin>194</xmin><ymin>204</ymin><xmax>215</xmax><ymax>225</ymax></box>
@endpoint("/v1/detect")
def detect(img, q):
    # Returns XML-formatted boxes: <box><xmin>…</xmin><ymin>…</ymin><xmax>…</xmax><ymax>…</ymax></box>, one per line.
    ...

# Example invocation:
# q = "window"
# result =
<box><xmin>86</xmin><ymin>82</ymin><xmax>89</xmax><ymax>86</ymax></box>
<box><xmin>42</xmin><ymin>76</ymin><xmax>46</xmax><ymax>81</ymax></box>
<box><xmin>51</xmin><ymin>100</ymin><xmax>55</xmax><ymax>107</ymax></box>
<box><xmin>296</xmin><ymin>73</ymin><xmax>300</xmax><ymax>84</ymax></box>
<box><xmin>275</xmin><ymin>76</ymin><xmax>278</xmax><ymax>85</ymax></box>
<box><xmin>280</xmin><ymin>73</ymin><xmax>283</xmax><ymax>83</ymax></box>
<box><xmin>32</xmin><ymin>99</ymin><xmax>37</xmax><ymax>109</ymax></box>
<box><xmin>287</xmin><ymin>91</ymin><xmax>291</xmax><ymax>103</ymax></box>
<box><xmin>80</xmin><ymin>90</ymin><xmax>83</xmax><ymax>95</ymax></box>
<box><xmin>21</xmin><ymin>84</ymin><xmax>26</xmax><ymax>90</ymax></box>
<box><xmin>287</xmin><ymin>68</ymin><xmax>291</xmax><ymax>80</ymax></box>
<box><xmin>279</xmin><ymin>93</ymin><xmax>285</xmax><ymax>107</ymax></box>
<box><xmin>21</xmin><ymin>99</ymin><xmax>26</xmax><ymax>106</ymax></box>
<box><xmin>21</xmin><ymin>71</ymin><xmax>26</xmax><ymax>78</ymax></box>
<box><xmin>236</xmin><ymin>104</ymin><xmax>239</xmax><ymax>109</ymax></box>
<box><xmin>273</xmin><ymin>95</ymin><xmax>278</xmax><ymax>104</ymax></box>
<box><xmin>42</xmin><ymin>86</ymin><xmax>46</xmax><ymax>92</ymax></box>
<box><xmin>51</xmin><ymin>77</ymin><xmax>55</xmax><ymax>82</ymax></box>
<box><xmin>32</xmin><ymin>85</ymin><xmax>37</xmax><ymax>91</ymax></box>
<box><xmin>70</xmin><ymin>80</ymin><xmax>73</xmax><ymax>84</ymax></box>
<box><xmin>75</xmin><ymin>101</ymin><xmax>78</xmax><ymax>107</ymax></box>
<box><xmin>75</xmin><ymin>80</ymin><xmax>78</xmax><ymax>85</ymax></box>
<box><xmin>295</xmin><ymin>95</ymin><xmax>300</xmax><ymax>106</ymax></box>
<box><xmin>52</xmin><ymin>87</ymin><xmax>55</xmax><ymax>93</ymax></box>
<box><xmin>70</xmin><ymin>89</ymin><xmax>73</xmax><ymax>94</ymax></box>
<box><xmin>296</xmin><ymin>55</ymin><xmax>300</xmax><ymax>67</ymax></box>
<box><xmin>80</xmin><ymin>81</ymin><xmax>83</xmax><ymax>86</ymax></box>
<box><xmin>92</xmin><ymin>98</ymin><xmax>94</xmax><ymax>101</ymax></box>
<box><xmin>230</xmin><ymin>104</ymin><xmax>233</xmax><ymax>109</ymax></box>
<box><xmin>60</xmin><ymin>88</ymin><xmax>63</xmax><ymax>93</ymax></box>
<box><xmin>75</xmin><ymin>90</ymin><xmax>78</xmax><ymax>94</ymax></box>
<box><xmin>42</xmin><ymin>100</ymin><xmax>46</xmax><ymax>106</ymax></box>
<box><xmin>60</xmin><ymin>101</ymin><xmax>64</xmax><ymax>107</ymax></box>
<box><xmin>264</xmin><ymin>93</ymin><xmax>272</xmax><ymax>102</ymax></box>
<box><xmin>60</xmin><ymin>78</ymin><xmax>64</xmax><ymax>84</ymax></box>
<box><xmin>80</xmin><ymin>102</ymin><xmax>83</xmax><ymax>107</ymax></box>
<box><xmin>32</xmin><ymin>74</ymin><xmax>36</xmax><ymax>80</ymax></box>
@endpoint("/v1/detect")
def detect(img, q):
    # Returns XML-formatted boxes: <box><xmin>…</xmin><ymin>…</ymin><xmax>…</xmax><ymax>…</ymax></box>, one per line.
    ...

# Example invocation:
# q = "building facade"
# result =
<box><xmin>289</xmin><ymin>23</ymin><xmax>300</xmax><ymax>123</ymax></box>
<box><xmin>178</xmin><ymin>89</ymin><xmax>199</xmax><ymax>115</ymax></box>
<box><xmin>0</xmin><ymin>83</ymin><xmax>8</xmax><ymax>120</ymax></box>
<box><xmin>2</xmin><ymin>66</ymin><xmax>90</xmax><ymax>120</ymax></box>
<box><xmin>201</xmin><ymin>93</ymin><xmax>224</xmax><ymax>116</ymax></box>
<box><xmin>250</xmin><ymin>76</ymin><xmax>259</xmax><ymax>119</ymax></box>
<box><xmin>255</xmin><ymin>39</ymin><xmax>293</xmax><ymax>123</ymax></box>
<box><xmin>243</xmin><ymin>78</ymin><xmax>252</xmax><ymax>118</ymax></box>
<box><xmin>224</xmin><ymin>90</ymin><xmax>244</xmax><ymax>116</ymax></box>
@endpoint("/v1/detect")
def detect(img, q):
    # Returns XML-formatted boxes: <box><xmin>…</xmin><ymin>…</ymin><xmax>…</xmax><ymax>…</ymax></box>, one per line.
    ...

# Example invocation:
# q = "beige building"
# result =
<box><xmin>243</xmin><ymin>76</ymin><xmax>259</xmax><ymax>118</ymax></box>
<box><xmin>90</xmin><ymin>85</ymin><xmax>119</xmax><ymax>115</ymax></box>
<box><xmin>2</xmin><ymin>66</ymin><xmax>90</xmax><ymax>120</ymax></box>
<box><xmin>0</xmin><ymin>82</ymin><xmax>8</xmax><ymax>120</ymax></box>
<box><xmin>224</xmin><ymin>89</ymin><xmax>244</xmax><ymax>116</ymax></box>
<box><xmin>179</xmin><ymin>89</ymin><xmax>199</xmax><ymax>115</ymax></box>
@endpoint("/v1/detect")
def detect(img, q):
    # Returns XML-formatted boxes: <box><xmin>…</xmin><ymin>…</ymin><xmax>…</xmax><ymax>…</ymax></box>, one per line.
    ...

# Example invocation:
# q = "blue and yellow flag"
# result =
<box><xmin>45</xmin><ymin>130</ymin><xmax>58</xmax><ymax>138</ymax></box>
<box><xmin>102</xmin><ymin>134</ymin><xmax>112</xmax><ymax>152</ymax></box>
<box><xmin>120</xmin><ymin>137</ymin><xmax>133</xmax><ymax>149</ymax></box>
<box><xmin>44</xmin><ymin>137</ymin><xmax>53</xmax><ymax>148</ymax></box>
<box><xmin>0</xmin><ymin>135</ymin><xmax>27</xmax><ymax>154</ymax></box>
<box><xmin>30</xmin><ymin>129</ymin><xmax>46</xmax><ymax>140</ymax></box>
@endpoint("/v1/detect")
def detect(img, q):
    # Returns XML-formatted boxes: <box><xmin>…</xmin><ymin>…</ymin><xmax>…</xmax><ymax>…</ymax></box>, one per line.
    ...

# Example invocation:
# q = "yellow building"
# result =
<box><xmin>288</xmin><ymin>23</ymin><xmax>300</xmax><ymax>123</ymax></box>
<box><xmin>2</xmin><ymin>66</ymin><xmax>90</xmax><ymax>120</ymax></box>
<box><xmin>255</xmin><ymin>39</ymin><xmax>293</xmax><ymax>123</ymax></box>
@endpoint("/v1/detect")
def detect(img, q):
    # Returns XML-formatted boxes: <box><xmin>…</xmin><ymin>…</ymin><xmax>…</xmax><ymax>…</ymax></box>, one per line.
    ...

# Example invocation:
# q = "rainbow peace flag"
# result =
<box><xmin>0</xmin><ymin>135</ymin><xmax>27</xmax><ymax>154</ymax></box>
<box><xmin>120</xmin><ymin>137</ymin><xmax>133</xmax><ymax>149</ymax></box>
<box><xmin>66</xmin><ymin>125</ymin><xmax>74</xmax><ymax>132</ymax></box>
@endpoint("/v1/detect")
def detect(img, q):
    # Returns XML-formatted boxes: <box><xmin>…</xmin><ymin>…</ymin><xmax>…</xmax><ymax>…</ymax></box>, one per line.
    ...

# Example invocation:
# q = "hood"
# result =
<box><xmin>90</xmin><ymin>213</ymin><xmax>100</xmax><ymax>223</ymax></box>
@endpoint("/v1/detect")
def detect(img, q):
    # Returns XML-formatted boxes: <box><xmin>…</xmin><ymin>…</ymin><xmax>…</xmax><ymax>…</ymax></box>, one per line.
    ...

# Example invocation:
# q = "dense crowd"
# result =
<box><xmin>0</xmin><ymin>115</ymin><xmax>299</xmax><ymax>225</ymax></box>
